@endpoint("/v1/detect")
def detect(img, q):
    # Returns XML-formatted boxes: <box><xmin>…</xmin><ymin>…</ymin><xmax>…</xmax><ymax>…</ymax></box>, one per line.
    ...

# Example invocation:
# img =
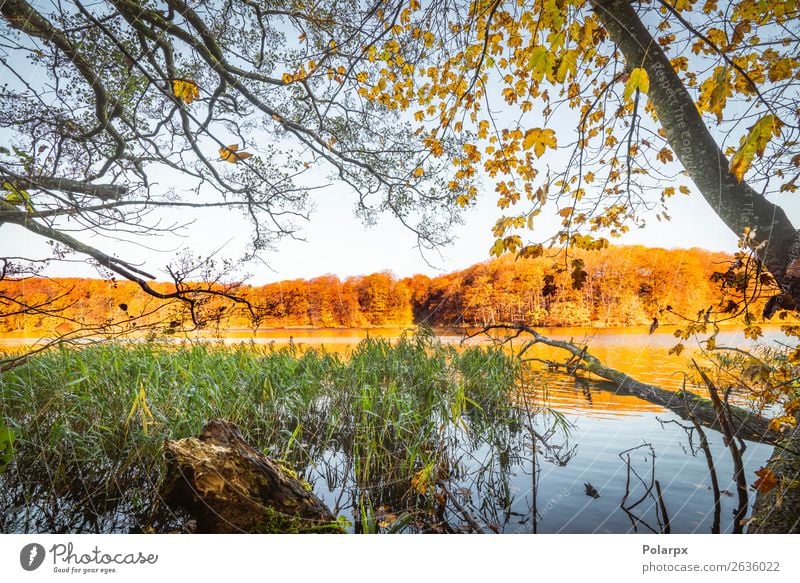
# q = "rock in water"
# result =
<box><xmin>161</xmin><ymin>419</ymin><xmax>340</xmax><ymax>533</ymax></box>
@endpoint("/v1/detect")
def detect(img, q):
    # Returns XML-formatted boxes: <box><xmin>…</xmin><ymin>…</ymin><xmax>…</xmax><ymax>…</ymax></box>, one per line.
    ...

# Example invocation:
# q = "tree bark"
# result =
<box><xmin>0</xmin><ymin>172</ymin><xmax>126</xmax><ymax>201</ymax></box>
<box><xmin>590</xmin><ymin>0</ymin><xmax>800</xmax><ymax>304</ymax></box>
<box><xmin>161</xmin><ymin>419</ymin><xmax>340</xmax><ymax>533</ymax></box>
<box><xmin>747</xmin><ymin>417</ymin><xmax>800</xmax><ymax>533</ymax></box>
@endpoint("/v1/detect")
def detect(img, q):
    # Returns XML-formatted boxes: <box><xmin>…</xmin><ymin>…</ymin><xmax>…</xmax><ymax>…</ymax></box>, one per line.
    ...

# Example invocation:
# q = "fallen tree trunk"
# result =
<box><xmin>161</xmin><ymin>419</ymin><xmax>340</xmax><ymax>533</ymax></box>
<box><xmin>472</xmin><ymin>324</ymin><xmax>781</xmax><ymax>445</ymax></box>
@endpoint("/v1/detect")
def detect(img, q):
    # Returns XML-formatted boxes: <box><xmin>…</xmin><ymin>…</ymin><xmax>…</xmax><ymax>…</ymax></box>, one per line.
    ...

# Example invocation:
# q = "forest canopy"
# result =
<box><xmin>0</xmin><ymin>245</ymin><xmax>754</xmax><ymax>334</ymax></box>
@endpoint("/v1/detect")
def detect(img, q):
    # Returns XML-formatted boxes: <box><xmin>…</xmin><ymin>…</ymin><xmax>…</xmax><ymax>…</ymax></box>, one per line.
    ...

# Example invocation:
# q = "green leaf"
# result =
<box><xmin>527</xmin><ymin>46</ymin><xmax>553</xmax><ymax>83</ymax></box>
<box><xmin>0</xmin><ymin>424</ymin><xmax>16</xmax><ymax>473</ymax></box>
<box><xmin>2</xmin><ymin>182</ymin><xmax>34</xmax><ymax>212</ymax></box>
<box><xmin>729</xmin><ymin>114</ymin><xmax>782</xmax><ymax>182</ymax></box>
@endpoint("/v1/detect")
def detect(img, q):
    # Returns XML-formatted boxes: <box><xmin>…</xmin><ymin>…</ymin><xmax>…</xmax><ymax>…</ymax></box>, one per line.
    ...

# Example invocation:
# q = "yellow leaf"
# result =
<box><xmin>768</xmin><ymin>416</ymin><xmax>797</xmax><ymax>432</ymax></box>
<box><xmin>706</xmin><ymin>28</ymin><xmax>727</xmax><ymax>48</ymax></box>
<box><xmin>172</xmin><ymin>79</ymin><xmax>200</xmax><ymax>104</ymax></box>
<box><xmin>768</xmin><ymin>58</ymin><xmax>797</xmax><ymax>82</ymax></box>
<box><xmin>698</xmin><ymin>66</ymin><xmax>730</xmax><ymax>123</ymax></box>
<box><xmin>518</xmin><ymin>243</ymin><xmax>543</xmax><ymax>259</ymax></box>
<box><xmin>522</xmin><ymin>128</ymin><xmax>557</xmax><ymax>158</ymax></box>
<box><xmin>412</xmin><ymin>167</ymin><xmax>424</xmax><ymax>177</ymax></box>
<box><xmin>490</xmin><ymin>238</ymin><xmax>505</xmax><ymax>257</ymax></box>
<box><xmin>785</xmin><ymin>398</ymin><xmax>800</xmax><ymax>416</ymax></box>
<box><xmin>668</xmin><ymin>343</ymin><xmax>684</xmax><ymax>356</ymax></box>
<box><xmin>555</xmin><ymin>50</ymin><xmax>578</xmax><ymax>83</ymax></box>
<box><xmin>219</xmin><ymin>144</ymin><xmax>254</xmax><ymax>164</ymax></box>
<box><xmin>623</xmin><ymin>67</ymin><xmax>649</xmax><ymax>102</ymax></box>
<box><xmin>743</xmin><ymin>324</ymin><xmax>763</xmax><ymax>341</ymax></box>
<box><xmin>3</xmin><ymin>182</ymin><xmax>34</xmax><ymax>211</ymax></box>
<box><xmin>729</xmin><ymin>115</ymin><xmax>782</xmax><ymax>182</ymax></box>
<box><xmin>410</xmin><ymin>466</ymin><xmax>434</xmax><ymax>494</ymax></box>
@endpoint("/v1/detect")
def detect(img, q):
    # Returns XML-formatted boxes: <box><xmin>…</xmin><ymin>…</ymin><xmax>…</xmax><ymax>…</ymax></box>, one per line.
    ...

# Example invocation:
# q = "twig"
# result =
<box><xmin>654</xmin><ymin>480</ymin><xmax>670</xmax><ymax>534</ymax></box>
<box><xmin>680</xmin><ymin>380</ymin><xmax>722</xmax><ymax>534</ymax></box>
<box><xmin>436</xmin><ymin>480</ymin><xmax>486</xmax><ymax>534</ymax></box>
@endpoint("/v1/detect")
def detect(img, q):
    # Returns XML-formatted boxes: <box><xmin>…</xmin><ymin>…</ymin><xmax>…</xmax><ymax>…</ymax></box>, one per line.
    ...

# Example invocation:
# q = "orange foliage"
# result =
<box><xmin>0</xmin><ymin>246</ymin><xmax>765</xmax><ymax>334</ymax></box>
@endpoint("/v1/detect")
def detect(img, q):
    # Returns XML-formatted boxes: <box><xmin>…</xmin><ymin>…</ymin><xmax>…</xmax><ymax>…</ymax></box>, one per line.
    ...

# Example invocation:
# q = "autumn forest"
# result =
<box><xmin>1</xmin><ymin>245</ymin><xmax>741</xmax><ymax>334</ymax></box>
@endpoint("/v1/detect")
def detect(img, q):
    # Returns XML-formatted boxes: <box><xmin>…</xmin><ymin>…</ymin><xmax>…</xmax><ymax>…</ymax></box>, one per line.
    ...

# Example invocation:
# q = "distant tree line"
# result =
<box><xmin>0</xmin><ymin>246</ymin><xmax>765</xmax><ymax>335</ymax></box>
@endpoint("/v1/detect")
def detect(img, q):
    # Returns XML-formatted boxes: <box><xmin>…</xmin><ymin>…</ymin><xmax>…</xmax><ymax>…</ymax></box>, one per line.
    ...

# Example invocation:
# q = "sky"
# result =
<box><xmin>0</xmin><ymin>171</ymin><xmax>760</xmax><ymax>285</ymax></box>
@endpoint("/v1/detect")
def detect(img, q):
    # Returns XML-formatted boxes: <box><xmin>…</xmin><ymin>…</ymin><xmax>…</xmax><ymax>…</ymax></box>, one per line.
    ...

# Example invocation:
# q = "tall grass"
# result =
<box><xmin>0</xmin><ymin>330</ymin><xmax>535</xmax><ymax>533</ymax></box>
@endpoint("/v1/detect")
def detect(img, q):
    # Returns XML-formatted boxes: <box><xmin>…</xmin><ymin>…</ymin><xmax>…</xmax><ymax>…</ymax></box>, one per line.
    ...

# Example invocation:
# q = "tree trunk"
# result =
<box><xmin>479</xmin><ymin>324</ymin><xmax>780</xmax><ymax>444</ymax></box>
<box><xmin>590</xmin><ymin>0</ymin><xmax>800</xmax><ymax>305</ymax></box>
<box><xmin>747</xmin><ymin>418</ymin><xmax>800</xmax><ymax>533</ymax></box>
<box><xmin>479</xmin><ymin>324</ymin><xmax>800</xmax><ymax>531</ymax></box>
<box><xmin>161</xmin><ymin>419</ymin><xmax>340</xmax><ymax>533</ymax></box>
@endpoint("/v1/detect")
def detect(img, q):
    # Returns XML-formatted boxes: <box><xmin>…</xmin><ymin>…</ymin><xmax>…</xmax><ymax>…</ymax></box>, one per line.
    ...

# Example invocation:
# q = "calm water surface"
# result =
<box><xmin>225</xmin><ymin>325</ymin><xmax>779</xmax><ymax>534</ymax></box>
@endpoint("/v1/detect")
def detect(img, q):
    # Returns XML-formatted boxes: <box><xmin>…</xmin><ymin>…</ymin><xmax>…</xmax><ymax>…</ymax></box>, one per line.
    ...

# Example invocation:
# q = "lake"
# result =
<box><xmin>0</xmin><ymin>326</ymin><xmax>785</xmax><ymax>533</ymax></box>
<box><xmin>310</xmin><ymin>326</ymin><xmax>777</xmax><ymax>533</ymax></box>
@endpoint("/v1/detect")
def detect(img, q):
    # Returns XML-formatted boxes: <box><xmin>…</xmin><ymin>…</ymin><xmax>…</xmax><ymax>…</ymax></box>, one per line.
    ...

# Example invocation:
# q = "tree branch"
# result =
<box><xmin>470</xmin><ymin>323</ymin><xmax>782</xmax><ymax>445</ymax></box>
<box><xmin>0</xmin><ymin>170</ymin><xmax>126</xmax><ymax>201</ymax></box>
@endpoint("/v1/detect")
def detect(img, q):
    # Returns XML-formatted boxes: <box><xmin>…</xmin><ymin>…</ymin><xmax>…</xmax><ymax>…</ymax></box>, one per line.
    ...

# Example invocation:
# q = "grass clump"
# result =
<box><xmin>0</xmin><ymin>329</ymin><xmax>526</xmax><ymax>533</ymax></box>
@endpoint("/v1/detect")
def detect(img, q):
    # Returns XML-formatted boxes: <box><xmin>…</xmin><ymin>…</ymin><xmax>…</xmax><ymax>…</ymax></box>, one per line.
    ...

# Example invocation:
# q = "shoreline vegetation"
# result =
<box><xmin>4</xmin><ymin>245</ymin><xmax>784</xmax><ymax>339</ymax></box>
<box><xmin>0</xmin><ymin>332</ymin><xmax>529</xmax><ymax>533</ymax></box>
<box><xmin>1</xmin><ymin>328</ymin><xmax>794</xmax><ymax>533</ymax></box>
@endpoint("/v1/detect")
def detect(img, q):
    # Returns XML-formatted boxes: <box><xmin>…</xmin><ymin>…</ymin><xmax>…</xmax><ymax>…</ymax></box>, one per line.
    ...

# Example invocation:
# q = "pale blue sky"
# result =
<box><xmin>0</xmin><ymin>173</ymin><xmax>763</xmax><ymax>285</ymax></box>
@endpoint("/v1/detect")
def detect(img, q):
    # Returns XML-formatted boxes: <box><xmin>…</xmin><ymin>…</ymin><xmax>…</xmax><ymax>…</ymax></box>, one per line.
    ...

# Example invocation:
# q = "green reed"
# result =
<box><xmin>0</xmin><ymin>329</ymin><xmax>525</xmax><ymax>532</ymax></box>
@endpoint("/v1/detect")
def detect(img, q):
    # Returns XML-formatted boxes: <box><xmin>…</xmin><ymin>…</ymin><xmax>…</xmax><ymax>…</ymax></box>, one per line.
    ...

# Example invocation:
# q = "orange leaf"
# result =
<box><xmin>768</xmin><ymin>415</ymin><xmax>797</xmax><ymax>432</ymax></box>
<box><xmin>219</xmin><ymin>144</ymin><xmax>254</xmax><ymax>164</ymax></box>
<box><xmin>753</xmin><ymin>467</ymin><xmax>778</xmax><ymax>494</ymax></box>
<box><xmin>785</xmin><ymin>398</ymin><xmax>800</xmax><ymax>417</ymax></box>
<box><xmin>698</xmin><ymin>66</ymin><xmax>730</xmax><ymax>124</ymax></box>
<box><xmin>656</xmin><ymin>147</ymin><xmax>674</xmax><ymax>164</ymax></box>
